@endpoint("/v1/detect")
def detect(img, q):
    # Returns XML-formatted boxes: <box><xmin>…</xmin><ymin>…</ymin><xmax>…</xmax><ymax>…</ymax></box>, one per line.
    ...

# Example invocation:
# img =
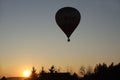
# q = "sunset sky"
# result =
<box><xmin>0</xmin><ymin>0</ymin><xmax>120</xmax><ymax>77</ymax></box>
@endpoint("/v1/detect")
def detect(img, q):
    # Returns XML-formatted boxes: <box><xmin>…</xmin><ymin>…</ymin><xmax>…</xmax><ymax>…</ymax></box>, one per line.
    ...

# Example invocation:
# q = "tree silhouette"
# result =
<box><xmin>25</xmin><ymin>63</ymin><xmax>120</xmax><ymax>80</ymax></box>
<box><xmin>79</xmin><ymin>66</ymin><xmax>86</xmax><ymax>77</ymax></box>
<box><xmin>49</xmin><ymin>65</ymin><xmax>56</xmax><ymax>73</ymax></box>
<box><xmin>80</xmin><ymin>62</ymin><xmax>120</xmax><ymax>80</ymax></box>
<box><xmin>79</xmin><ymin>66</ymin><xmax>93</xmax><ymax>77</ymax></box>
<box><xmin>1</xmin><ymin>76</ymin><xmax>7</xmax><ymax>80</ymax></box>
<box><xmin>29</xmin><ymin>67</ymin><xmax>38</xmax><ymax>80</ymax></box>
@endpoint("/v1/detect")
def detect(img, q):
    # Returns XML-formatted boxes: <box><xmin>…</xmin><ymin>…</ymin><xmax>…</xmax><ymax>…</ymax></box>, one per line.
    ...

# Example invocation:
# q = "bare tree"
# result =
<box><xmin>79</xmin><ymin>66</ymin><xmax>86</xmax><ymax>76</ymax></box>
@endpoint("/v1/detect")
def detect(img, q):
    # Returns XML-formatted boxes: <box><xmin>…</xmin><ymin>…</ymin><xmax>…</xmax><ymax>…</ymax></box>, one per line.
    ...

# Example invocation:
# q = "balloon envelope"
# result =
<box><xmin>55</xmin><ymin>7</ymin><xmax>81</xmax><ymax>42</ymax></box>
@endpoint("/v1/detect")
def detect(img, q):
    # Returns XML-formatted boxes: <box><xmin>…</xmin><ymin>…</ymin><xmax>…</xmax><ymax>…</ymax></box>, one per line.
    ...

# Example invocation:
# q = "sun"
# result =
<box><xmin>23</xmin><ymin>70</ymin><xmax>31</xmax><ymax>77</ymax></box>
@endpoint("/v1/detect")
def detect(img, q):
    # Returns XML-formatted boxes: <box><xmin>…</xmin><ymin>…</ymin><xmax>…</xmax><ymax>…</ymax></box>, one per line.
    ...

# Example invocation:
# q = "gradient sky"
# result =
<box><xmin>0</xmin><ymin>0</ymin><xmax>120</xmax><ymax>77</ymax></box>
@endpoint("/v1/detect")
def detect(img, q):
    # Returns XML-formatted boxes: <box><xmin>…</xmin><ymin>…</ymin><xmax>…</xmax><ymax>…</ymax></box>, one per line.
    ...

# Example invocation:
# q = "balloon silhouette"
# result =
<box><xmin>55</xmin><ymin>7</ymin><xmax>81</xmax><ymax>42</ymax></box>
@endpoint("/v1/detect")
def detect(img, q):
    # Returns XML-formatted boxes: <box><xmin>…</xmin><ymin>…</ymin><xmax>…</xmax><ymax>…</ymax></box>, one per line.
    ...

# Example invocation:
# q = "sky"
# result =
<box><xmin>0</xmin><ymin>0</ymin><xmax>120</xmax><ymax>77</ymax></box>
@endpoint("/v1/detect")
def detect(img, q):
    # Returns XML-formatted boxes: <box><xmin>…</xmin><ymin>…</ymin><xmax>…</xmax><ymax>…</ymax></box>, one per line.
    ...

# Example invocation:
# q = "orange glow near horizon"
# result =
<box><xmin>23</xmin><ymin>69</ymin><xmax>31</xmax><ymax>77</ymax></box>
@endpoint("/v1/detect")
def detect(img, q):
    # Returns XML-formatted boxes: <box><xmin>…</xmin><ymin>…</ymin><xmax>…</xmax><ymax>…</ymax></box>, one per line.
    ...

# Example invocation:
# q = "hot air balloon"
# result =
<box><xmin>55</xmin><ymin>7</ymin><xmax>81</xmax><ymax>42</ymax></box>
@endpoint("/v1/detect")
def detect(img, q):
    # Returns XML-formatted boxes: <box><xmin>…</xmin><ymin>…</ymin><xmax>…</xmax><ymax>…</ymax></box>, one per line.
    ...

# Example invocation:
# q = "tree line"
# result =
<box><xmin>27</xmin><ymin>62</ymin><xmax>120</xmax><ymax>80</ymax></box>
<box><xmin>80</xmin><ymin>62</ymin><xmax>120</xmax><ymax>80</ymax></box>
<box><xmin>1</xmin><ymin>62</ymin><xmax>120</xmax><ymax>80</ymax></box>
